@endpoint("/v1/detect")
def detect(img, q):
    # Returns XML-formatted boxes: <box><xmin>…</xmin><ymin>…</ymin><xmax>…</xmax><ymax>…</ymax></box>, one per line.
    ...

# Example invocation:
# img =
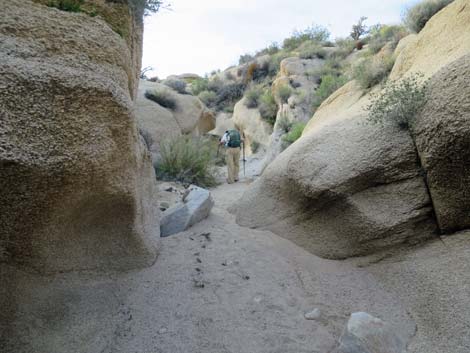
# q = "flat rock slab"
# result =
<box><xmin>160</xmin><ymin>185</ymin><xmax>214</xmax><ymax>237</ymax></box>
<box><xmin>335</xmin><ymin>312</ymin><xmax>406</xmax><ymax>353</ymax></box>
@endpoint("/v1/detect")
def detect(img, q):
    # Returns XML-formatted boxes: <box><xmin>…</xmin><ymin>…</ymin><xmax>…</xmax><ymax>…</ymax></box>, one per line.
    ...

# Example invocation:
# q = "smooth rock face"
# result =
<box><xmin>390</xmin><ymin>0</ymin><xmax>470</xmax><ymax>80</ymax></box>
<box><xmin>236</xmin><ymin>114</ymin><xmax>435</xmax><ymax>259</ymax></box>
<box><xmin>335</xmin><ymin>312</ymin><xmax>406</xmax><ymax>353</ymax></box>
<box><xmin>0</xmin><ymin>0</ymin><xmax>159</xmax><ymax>273</ymax></box>
<box><xmin>414</xmin><ymin>54</ymin><xmax>470</xmax><ymax>232</ymax></box>
<box><xmin>160</xmin><ymin>186</ymin><xmax>214</xmax><ymax>237</ymax></box>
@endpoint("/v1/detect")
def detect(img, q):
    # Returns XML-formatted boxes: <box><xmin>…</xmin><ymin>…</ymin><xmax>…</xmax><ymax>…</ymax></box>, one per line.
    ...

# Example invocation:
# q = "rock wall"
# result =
<box><xmin>0</xmin><ymin>0</ymin><xmax>159</xmax><ymax>273</ymax></box>
<box><xmin>236</xmin><ymin>0</ymin><xmax>470</xmax><ymax>259</ymax></box>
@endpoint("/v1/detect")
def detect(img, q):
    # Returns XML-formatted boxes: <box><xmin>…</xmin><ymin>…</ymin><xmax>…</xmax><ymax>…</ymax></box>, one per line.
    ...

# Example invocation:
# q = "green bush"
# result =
<box><xmin>256</xmin><ymin>42</ymin><xmax>281</xmax><ymax>56</ymax></box>
<box><xmin>198</xmin><ymin>90</ymin><xmax>217</xmax><ymax>108</ymax></box>
<box><xmin>239</xmin><ymin>54</ymin><xmax>254</xmax><ymax>65</ymax></box>
<box><xmin>156</xmin><ymin>136</ymin><xmax>217</xmax><ymax>187</ymax></box>
<box><xmin>251</xmin><ymin>140</ymin><xmax>260</xmax><ymax>153</ymax></box>
<box><xmin>47</xmin><ymin>0</ymin><xmax>84</xmax><ymax>12</ymax></box>
<box><xmin>366</xmin><ymin>73</ymin><xmax>428</xmax><ymax>129</ymax></box>
<box><xmin>277</xmin><ymin>85</ymin><xmax>292</xmax><ymax>104</ymax></box>
<box><xmin>214</xmin><ymin>83</ymin><xmax>246</xmax><ymax>111</ymax></box>
<box><xmin>145</xmin><ymin>89</ymin><xmax>177</xmax><ymax>110</ymax></box>
<box><xmin>190</xmin><ymin>77</ymin><xmax>210</xmax><ymax>96</ymax></box>
<box><xmin>312</xmin><ymin>74</ymin><xmax>348</xmax><ymax>110</ymax></box>
<box><xmin>331</xmin><ymin>38</ymin><xmax>356</xmax><ymax>59</ymax></box>
<box><xmin>268</xmin><ymin>51</ymin><xmax>290</xmax><ymax>77</ymax></box>
<box><xmin>352</xmin><ymin>54</ymin><xmax>395</xmax><ymax>89</ymax></box>
<box><xmin>306</xmin><ymin>57</ymin><xmax>343</xmax><ymax>83</ymax></box>
<box><xmin>244</xmin><ymin>86</ymin><xmax>262</xmax><ymax>108</ymax></box>
<box><xmin>282</xmin><ymin>122</ymin><xmax>306</xmax><ymax>146</ymax></box>
<box><xmin>259</xmin><ymin>90</ymin><xmax>278</xmax><ymax>125</ymax></box>
<box><xmin>368</xmin><ymin>24</ymin><xmax>408</xmax><ymax>54</ymax></box>
<box><xmin>403</xmin><ymin>0</ymin><xmax>454</xmax><ymax>33</ymax></box>
<box><xmin>298</xmin><ymin>41</ymin><xmax>327</xmax><ymax>59</ymax></box>
<box><xmin>164</xmin><ymin>79</ymin><xmax>187</xmax><ymax>94</ymax></box>
<box><xmin>283</xmin><ymin>24</ymin><xmax>330</xmax><ymax>51</ymax></box>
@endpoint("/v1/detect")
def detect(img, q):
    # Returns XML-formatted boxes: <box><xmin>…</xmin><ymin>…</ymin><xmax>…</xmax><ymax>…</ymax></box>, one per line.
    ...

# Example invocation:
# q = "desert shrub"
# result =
<box><xmin>282</xmin><ymin>122</ymin><xmax>306</xmax><ymax>146</ymax></box>
<box><xmin>224</xmin><ymin>71</ymin><xmax>235</xmax><ymax>81</ymax></box>
<box><xmin>268</xmin><ymin>51</ymin><xmax>290</xmax><ymax>76</ymax></box>
<box><xmin>256</xmin><ymin>42</ymin><xmax>281</xmax><ymax>56</ymax></box>
<box><xmin>298</xmin><ymin>41</ymin><xmax>327</xmax><ymax>59</ymax></box>
<box><xmin>352</xmin><ymin>54</ymin><xmax>395</xmax><ymax>89</ymax></box>
<box><xmin>259</xmin><ymin>90</ymin><xmax>278</xmax><ymax>125</ymax></box>
<box><xmin>190</xmin><ymin>77</ymin><xmax>210</xmax><ymax>96</ymax></box>
<box><xmin>214</xmin><ymin>83</ymin><xmax>246</xmax><ymax>110</ymax></box>
<box><xmin>367</xmin><ymin>73</ymin><xmax>428</xmax><ymax>129</ymax></box>
<box><xmin>331</xmin><ymin>37</ymin><xmax>356</xmax><ymax>59</ymax></box>
<box><xmin>145</xmin><ymin>89</ymin><xmax>177</xmax><ymax>110</ymax></box>
<box><xmin>312</xmin><ymin>74</ymin><xmax>348</xmax><ymax>110</ymax></box>
<box><xmin>306</xmin><ymin>57</ymin><xmax>343</xmax><ymax>83</ymax></box>
<box><xmin>251</xmin><ymin>140</ymin><xmax>260</xmax><ymax>153</ymax></box>
<box><xmin>277</xmin><ymin>85</ymin><xmax>292</xmax><ymax>104</ymax></box>
<box><xmin>368</xmin><ymin>24</ymin><xmax>408</xmax><ymax>54</ymax></box>
<box><xmin>244</xmin><ymin>86</ymin><xmax>262</xmax><ymax>108</ymax></box>
<box><xmin>207</xmin><ymin>76</ymin><xmax>224</xmax><ymax>93</ymax></box>
<box><xmin>277</xmin><ymin>117</ymin><xmax>292</xmax><ymax>133</ymax></box>
<box><xmin>47</xmin><ymin>0</ymin><xmax>84</xmax><ymax>12</ymax></box>
<box><xmin>198</xmin><ymin>90</ymin><xmax>217</xmax><ymax>107</ymax></box>
<box><xmin>283</xmin><ymin>24</ymin><xmax>330</xmax><ymax>51</ymax></box>
<box><xmin>403</xmin><ymin>0</ymin><xmax>454</xmax><ymax>33</ymax></box>
<box><xmin>239</xmin><ymin>54</ymin><xmax>254</xmax><ymax>65</ymax></box>
<box><xmin>164</xmin><ymin>79</ymin><xmax>187</xmax><ymax>94</ymax></box>
<box><xmin>156</xmin><ymin>136</ymin><xmax>217</xmax><ymax>187</ymax></box>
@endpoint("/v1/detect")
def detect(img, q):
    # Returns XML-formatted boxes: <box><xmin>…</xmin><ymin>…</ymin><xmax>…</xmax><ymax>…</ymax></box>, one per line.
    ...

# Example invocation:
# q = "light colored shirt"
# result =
<box><xmin>220</xmin><ymin>132</ymin><xmax>230</xmax><ymax>147</ymax></box>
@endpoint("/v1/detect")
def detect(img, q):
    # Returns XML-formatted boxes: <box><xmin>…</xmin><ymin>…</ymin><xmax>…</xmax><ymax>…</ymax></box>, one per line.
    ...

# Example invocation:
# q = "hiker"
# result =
<box><xmin>220</xmin><ymin>129</ymin><xmax>243</xmax><ymax>184</ymax></box>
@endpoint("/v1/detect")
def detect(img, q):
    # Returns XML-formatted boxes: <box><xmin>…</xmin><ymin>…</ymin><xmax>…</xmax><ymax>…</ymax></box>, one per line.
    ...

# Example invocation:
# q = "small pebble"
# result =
<box><xmin>304</xmin><ymin>308</ymin><xmax>321</xmax><ymax>320</ymax></box>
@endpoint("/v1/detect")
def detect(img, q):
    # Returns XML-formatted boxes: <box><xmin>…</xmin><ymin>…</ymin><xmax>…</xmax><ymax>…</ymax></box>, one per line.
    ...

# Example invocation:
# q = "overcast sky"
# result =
<box><xmin>142</xmin><ymin>0</ymin><xmax>419</xmax><ymax>79</ymax></box>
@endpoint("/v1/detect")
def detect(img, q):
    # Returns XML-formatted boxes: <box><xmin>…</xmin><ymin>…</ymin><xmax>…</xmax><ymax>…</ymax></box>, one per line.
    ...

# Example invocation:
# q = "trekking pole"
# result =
<box><xmin>217</xmin><ymin>143</ymin><xmax>220</xmax><ymax>158</ymax></box>
<box><xmin>242</xmin><ymin>140</ymin><xmax>246</xmax><ymax>177</ymax></box>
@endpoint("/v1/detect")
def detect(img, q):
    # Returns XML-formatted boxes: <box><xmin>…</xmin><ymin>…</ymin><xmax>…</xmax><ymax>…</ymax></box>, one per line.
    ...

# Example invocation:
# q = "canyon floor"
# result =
<box><xmin>3</xmin><ymin>168</ymin><xmax>470</xmax><ymax>353</ymax></box>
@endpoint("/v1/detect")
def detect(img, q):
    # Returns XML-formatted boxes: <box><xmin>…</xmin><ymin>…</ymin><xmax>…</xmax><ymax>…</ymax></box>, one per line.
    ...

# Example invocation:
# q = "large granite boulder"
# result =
<box><xmin>236</xmin><ymin>110</ymin><xmax>435</xmax><ymax>259</ymax></box>
<box><xmin>413</xmin><ymin>54</ymin><xmax>470</xmax><ymax>232</ymax></box>
<box><xmin>0</xmin><ymin>0</ymin><xmax>159</xmax><ymax>273</ymax></box>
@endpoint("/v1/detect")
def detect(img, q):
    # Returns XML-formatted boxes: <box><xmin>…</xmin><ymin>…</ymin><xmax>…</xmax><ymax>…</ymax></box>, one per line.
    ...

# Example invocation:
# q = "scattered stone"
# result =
<box><xmin>200</xmin><ymin>232</ymin><xmax>211</xmax><ymax>241</ymax></box>
<box><xmin>160</xmin><ymin>202</ymin><xmax>170</xmax><ymax>209</ymax></box>
<box><xmin>195</xmin><ymin>268</ymin><xmax>201</xmax><ymax>272</ymax></box>
<box><xmin>164</xmin><ymin>187</ymin><xmax>174</xmax><ymax>193</ymax></box>
<box><xmin>193</xmin><ymin>280</ymin><xmax>205</xmax><ymax>288</ymax></box>
<box><xmin>160</xmin><ymin>185</ymin><xmax>214</xmax><ymax>237</ymax></box>
<box><xmin>243</xmin><ymin>275</ymin><xmax>250</xmax><ymax>280</ymax></box>
<box><xmin>158</xmin><ymin>327</ymin><xmax>168</xmax><ymax>334</ymax></box>
<box><xmin>335</xmin><ymin>312</ymin><xmax>406</xmax><ymax>353</ymax></box>
<box><xmin>196</xmin><ymin>258</ymin><xmax>202</xmax><ymax>263</ymax></box>
<box><xmin>304</xmin><ymin>308</ymin><xmax>321</xmax><ymax>321</ymax></box>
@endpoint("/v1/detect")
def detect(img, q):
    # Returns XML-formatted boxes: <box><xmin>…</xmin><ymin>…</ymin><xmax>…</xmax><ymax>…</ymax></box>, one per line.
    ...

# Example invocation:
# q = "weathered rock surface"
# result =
<box><xmin>160</xmin><ymin>185</ymin><xmax>214</xmax><ymax>237</ymax></box>
<box><xmin>136</xmin><ymin>80</ymin><xmax>216</xmax><ymax>154</ymax></box>
<box><xmin>335</xmin><ymin>312</ymin><xmax>406</xmax><ymax>353</ymax></box>
<box><xmin>0</xmin><ymin>0</ymin><xmax>159</xmax><ymax>273</ymax></box>
<box><xmin>232</xmin><ymin>97</ymin><xmax>273</xmax><ymax>155</ymax></box>
<box><xmin>390</xmin><ymin>0</ymin><xmax>470</xmax><ymax>80</ymax></box>
<box><xmin>236</xmin><ymin>114</ymin><xmax>435</xmax><ymax>259</ymax></box>
<box><xmin>208</xmin><ymin>112</ymin><xmax>235</xmax><ymax>137</ymax></box>
<box><xmin>413</xmin><ymin>54</ymin><xmax>470</xmax><ymax>232</ymax></box>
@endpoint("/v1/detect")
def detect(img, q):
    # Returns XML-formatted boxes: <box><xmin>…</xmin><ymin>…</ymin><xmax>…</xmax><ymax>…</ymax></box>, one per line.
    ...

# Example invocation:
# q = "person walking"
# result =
<box><xmin>220</xmin><ymin>129</ymin><xmax>242</xmax><ymax>184</ymax></box>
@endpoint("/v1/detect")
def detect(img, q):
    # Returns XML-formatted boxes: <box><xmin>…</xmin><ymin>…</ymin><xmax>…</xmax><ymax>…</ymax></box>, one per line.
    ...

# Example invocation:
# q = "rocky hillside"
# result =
<box><xmin>235</xmin><ymin>0</ymin><xmax>470</xmax><ymax>258</ymax></box>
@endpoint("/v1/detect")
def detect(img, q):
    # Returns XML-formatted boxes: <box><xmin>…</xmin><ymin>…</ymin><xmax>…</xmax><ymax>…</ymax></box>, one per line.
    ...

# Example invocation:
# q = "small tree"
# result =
<box><xmin>350</xmin><ymin>17</ymin><xmax>368</xmax><ymax>41</ymax></box>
